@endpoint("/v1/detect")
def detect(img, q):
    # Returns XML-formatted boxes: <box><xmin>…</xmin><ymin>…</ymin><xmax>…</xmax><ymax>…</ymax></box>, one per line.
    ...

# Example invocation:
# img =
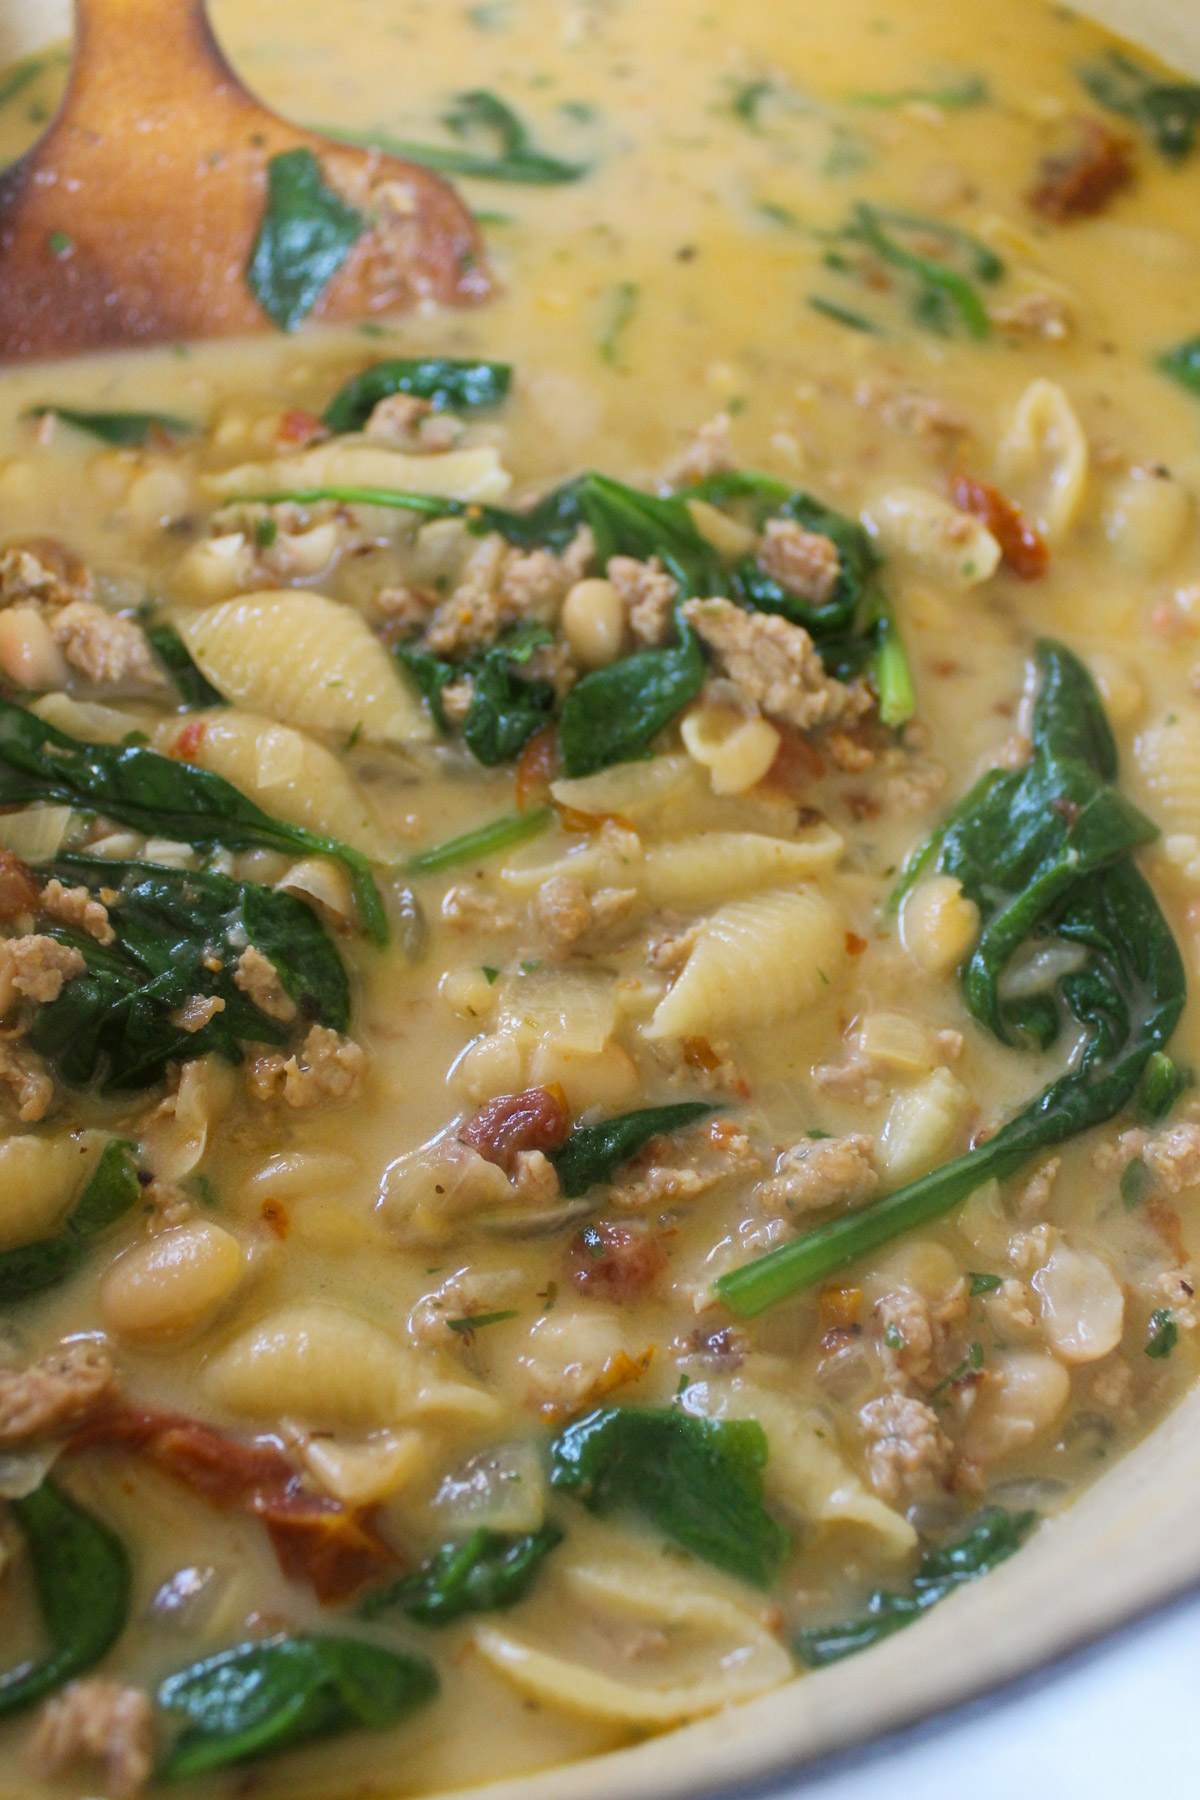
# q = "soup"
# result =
<box><xmin>1</xmin><ymin>0</ymin><xmax>1200</xmax><ymax>1795</ymax></box>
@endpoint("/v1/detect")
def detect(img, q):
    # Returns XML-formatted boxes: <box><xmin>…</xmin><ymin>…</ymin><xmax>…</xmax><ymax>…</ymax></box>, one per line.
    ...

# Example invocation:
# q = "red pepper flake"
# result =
<box><xmin>845</xmin><ymin>931</ymin><xmax>868</xmax><ymax>956</ymax></box>
<box><xmin>950</xmin><ymin>473</ymin><xmax>1049</xmax><ymax>580</ymax></box>
<box><xmin>260</xmin><ymin>1197</ymin><xmax>290</xmax><ymax>1239</ymax></box>
<box><xmin>169</xmin><ymin>719</ymin><xmax>208</xmax><ymax>763</ymax></box>
<box><xmin>276</xmin><ymin>407</ymin><xmax>328</xmax><ymax>446</ymax></box>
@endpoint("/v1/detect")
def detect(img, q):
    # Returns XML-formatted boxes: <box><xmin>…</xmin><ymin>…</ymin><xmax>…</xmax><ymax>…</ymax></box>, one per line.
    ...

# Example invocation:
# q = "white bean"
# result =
<box><xmin>964</xmin><ymin>1349</ymin><xmax>1070</xmax><ymax>1462</ymax></box>
<box><xmin>1032</xmin><ymin>1245</ymin><xmax>1125</xmax><ymax>1363</ymax></box>
<box><xmin>100</xmin><ymin>1222</ymin><xmax>244</xmax><ymax>1341</ymax></box>
<box><xmin>561</xmin><ymin>579</ymin><xmax>626</xmax><ymax>668</ymax></box>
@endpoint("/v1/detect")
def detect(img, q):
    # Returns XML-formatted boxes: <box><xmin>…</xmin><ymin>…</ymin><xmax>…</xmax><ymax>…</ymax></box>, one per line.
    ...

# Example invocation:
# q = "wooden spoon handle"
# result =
<box><xmin>68</xmin><ymin>0</ymin><xmax>245</xmax><ymax>118</ymax></box>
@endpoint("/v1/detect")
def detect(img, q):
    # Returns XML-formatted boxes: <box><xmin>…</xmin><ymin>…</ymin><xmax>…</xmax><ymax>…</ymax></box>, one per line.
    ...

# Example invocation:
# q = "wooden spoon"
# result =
<box><xmin>0</xmin><ymin>0</ymin><xmax>491</xmax><ymax>362</ymax></box>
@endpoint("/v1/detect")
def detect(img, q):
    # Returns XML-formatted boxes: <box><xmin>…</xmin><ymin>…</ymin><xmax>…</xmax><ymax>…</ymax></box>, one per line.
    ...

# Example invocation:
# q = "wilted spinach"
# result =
<box><xmin>247</xmin><ymin>148</ymin><xmax>365</xmax><ymax>332</ymax></box>
<box><xmin>717</xmin><ymin>641</ymin><xmax>1185</xmax><ymax>1314</ymax></box>
<box><xmin>28</xmin><ymin>855</ymin><xmax>349</xmax><ymax>1091</ymax></box>
<box><xmin>361</xmin><ymin>1526</ymin><xmax>563</xmax><ymax>1625</ymax></box>
<box><xmin>237</xmin><ymin>464</ymin><xmax>912</xmax><ymax>768</ymax></box>
<box><xmin>550</xmin><ymin>1101</ymin><xmax>714</xmax><ymax>1198</ymax></box>
<box><xmin>397</xmin><ymin>623</ymin><xmax>555</xmax><ymax>767</ymax></box>
<box><xmin>822</xmin><ymin>204</ymin><xmax>1003</xmax><ymax>339</ymax></box>
<box><xmin>550</xmin><ymin>1406</ymin><xmax>788</xmax><ymax>1587</ymax></box>
<box><xmin>0</xmin><ymin>1138</ymin><xmax>140</xmax><ymax>1303</ymax></box>
<box><xmin>406</xmin><ymin>808</ymin><xmax>553</xmax><ymax>875</ymax></box>
<box><xmin>26</xmin><ymin>406</ymin><xmax>195</xmax><ymax>447</ymax></box>
<box><xmin>794</xmin><ymin>1508</ymin><xmax>1035</xmax><ymax>1666</ymax></box>
<box><xmin>0</xmin><ymin>1482</ymin><xmax>131</xmax><ymax>1719</ymax></box>
<box><xmin>157</xmin><ymin>1635</ymin><xmax>438</xmax><ymax>1779</ymax></box>
<box><xmin>323</xmin><ymin>89</ymin><xmax>586</xmax><ymax>184</ymax></box>
<box><xmin>145</xmin><ymin>622</ymin><xmax>226</xmax><ymax>708</ymax></box>
<box><xmin>1080</xmin><ymin>50</ymin><xmax>1200</xmax><ymax>162</ymax></box>
<box><xmin>1158</xmin><ymin>335</ymin><xmax>1200</xmax><ymax>398</ymax></box>
<box><xmin>322</xmin><ymin>357</ymin><xmax>512</xmax><ymax>433</ymax></box>
<box><xmin>0</xmin><ymin>697</ymin><xmax>386</xmax><ymax>943</ymax></box>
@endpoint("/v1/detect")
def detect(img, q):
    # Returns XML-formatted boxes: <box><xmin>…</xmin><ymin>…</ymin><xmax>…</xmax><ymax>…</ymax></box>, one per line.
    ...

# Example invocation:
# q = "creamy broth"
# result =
<box><xmin>2</xmin><ymin>2</ymin><xmax>1200</xmax><ymax>1796</ymax></box>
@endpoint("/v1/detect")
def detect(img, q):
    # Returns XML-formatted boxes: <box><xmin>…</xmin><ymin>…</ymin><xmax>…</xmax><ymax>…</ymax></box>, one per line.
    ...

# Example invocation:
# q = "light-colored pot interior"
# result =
<box><xmin>3</xmin><ymin>2</ymin><xmax>1200</xmax><ymax>1797</ymax></box>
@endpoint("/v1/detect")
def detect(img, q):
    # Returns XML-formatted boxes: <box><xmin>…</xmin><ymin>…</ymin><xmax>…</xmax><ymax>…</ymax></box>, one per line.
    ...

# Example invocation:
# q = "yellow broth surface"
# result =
<box><xmin>1</xmin><ymin>1</ymin><xmax>1200</xmax><ymax>1795</ymax></box>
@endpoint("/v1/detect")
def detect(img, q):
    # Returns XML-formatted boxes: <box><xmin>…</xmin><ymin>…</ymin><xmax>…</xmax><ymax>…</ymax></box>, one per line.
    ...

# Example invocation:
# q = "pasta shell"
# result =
<box><xmin>152</xmin><ymin>707</ymin><xmax>400</xmax><ymax>860</ymax></box>
<box><xmin>1136</xmin><ymin>714</ymin><xmax>1200</xmax><ymax>836</ymax></box>
<box><xmin>177</xmin><ymin>592</ymin><xmax>432</xmax><ymax>745</ymax></box>
<box><xmin>0</xmin><ymin>1133</ymin><xmax>105</xmax><ymax>1251</ymax></box>
<box><xmin>203</xmin><ymin>442</ymin><xmax>512</xmax><ymax>503</ymax></box>
<box><xmin>644</xmin><ymin>885</ymin><xmax>847</xmax><ymax>1041</ymax></box>
<box><xmin>203</xmin><ymin>1304</ymin><xmax>501</xmax><ymax>1429</ymax></box>
<box><xmin>472</xmin><ymin>1546</ymin><xmax>790</xmax><ymax>1724</ymax></box>
<box><xmin>682</xmin><ymin>1377</ymin><xmax>916</xmax><ymax>1560</ymax></box>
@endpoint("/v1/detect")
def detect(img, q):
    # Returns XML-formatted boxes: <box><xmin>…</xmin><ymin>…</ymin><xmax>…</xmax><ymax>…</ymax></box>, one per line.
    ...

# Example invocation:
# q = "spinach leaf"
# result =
<box><xmin>598</xmin><ymin>281</ymin><xmax>640</xmax><ymax>365</ymax></box>
<box><xmin>157</xmin><ymin>1635</ymin><xmax>438</xmax><ymax>1780</ymax></box>
<box><xmin>26</xmin><ymin>407</ymin><xmax>195</xmax><ymax>447</ymax></box>
<box><xmin>462</xmin><ymin>639</ymin><xmax>556</xmax><ymax>767</ymax></box>
<box><xmin>1158</xmin><ymin>335</ymin><xmax>1200</xmax><ymax>398</ymax></box>
<box><xmin>824</xmin><ymin>204</ymin><xmax>1003</xmax><ymax>340</ymax></box>
<box><xmin>322</xmin><ymin>90</ymin><xmax>586</xmax><ymax>184</ymax></box>
<box><xmin>550</xmin><ymin>1102</ymin><xmax>714</xmax><ymax>1199</ymax></box>
<box><xmin>559</xmin><ymin>625</ymin><xmax>705</xmax><ymax>777</ymax></box>
<box><xmin>686</xmin><ymin>470</ymin><xmax>880</xmax><ymax>637</ymax></box>
<box><xmin>794</xmin><ymin>1508</ymin><xmax>1035</xmax><ymax>1666</ymax></box>
<box><xmin>322</xmin><ymin>358</ymin><xmax>512</xmax><ymax>433</ymax></box>
<box><xmin>396</xmin><ymin>624</ymin><xmax>555</xmax><ymax>766</ymax></box>
<box><xmin>361</xmin><ymin>1526</ymin><xmax>562</xmax><ymax>1625</ymax></box>
<box><xmin>407</xmin><ymin>808</ymin><xmax>552</xmax><ymax>875</ymax></box>
<box><xmin>394</xmin><ymin>641</ymin><xmax>455</xmax><ymax>732</ymax></box>
<box><xmin>807</xmin><ymin>295</ymin><xmax>882</xmax><ymax>333</ymax></box>
<box><xmin>27</xmin><ymin>856</ymin><xmax>349</xmax><ymax>1091</ymax></box>
<box><xmin>0</xmin><ymin>52</ymin><xmax>60</xmax><ymax>115</ymax></box>
<box><xmin>145</xmin><ymin>623</ymin><xmax>226</xmax><ymax>709</ymax></box>
<box><xmin>1145</xmin><ymin>1308</ymin><xmax>1178</xmax><ymax>1358</ymax></box>
<box><xmin>1139</xmin><ymin>1051</ymin><xmax>1193</xmax><ymax>1122</ymax></box>
<box><xmin>0</xmin><ymin>1482</ymin><xmax>131</xmax><ymax>1719</ymax></box>
<box><xmin>0</xmin><ymin>697</ymin><xmax>386</xmax><ymax>944</ymax></box>
<box><xmin>716</xmin><ymin>641</ymin><xmax>1185</xmax><ymax>1315</ymax></box>
<box><xmin>550</xmin><ymin>1406</ymin><xmax>788</xmax><ymax>1587</ymax></box>
<box><xmin>247</xmin><ymin>148</ymin><xmax>366</xmax><ymax>332</ymax></box>
<box><xmin>247</xmin><ymin>465</ymin><xmax>910</xmax><ymax>767</ymax></box>
<box><xmin>0</xmin><ymin>1137</ymin><xmax>141</xmax><ymax>1304</ymax></box>
<box><xmin>1081</xmin><ymin>50</ymin><xmax>1200</xmax><ymax>162</ymax></box>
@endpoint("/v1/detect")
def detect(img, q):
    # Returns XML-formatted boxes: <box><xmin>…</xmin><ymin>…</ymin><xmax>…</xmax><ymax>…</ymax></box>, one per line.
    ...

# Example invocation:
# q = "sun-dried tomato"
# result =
<box><xmin>950</xmin><ymin>473</ymin><xmax>1049</xmax><ymax>580</ymax></box>
<box><xmin>253</xmin><ymin>1491</ymin><xmax>400</xmax><ymax>1604</ymax></box>
<box><xmin>1028</xmin><ymin>119</ymin><xmax>1134</xmax><ymax>223</ymax></box>
<box><xmin>71</xmin><ymin>1404</ymin><xmax>297</xmax><ymax>1507</ymax></box>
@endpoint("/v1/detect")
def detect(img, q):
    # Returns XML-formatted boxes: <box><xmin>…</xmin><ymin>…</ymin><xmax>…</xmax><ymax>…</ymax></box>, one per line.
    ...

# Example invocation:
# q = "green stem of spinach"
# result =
<box><xmin>407</xmin><ymin>807</ymin><xmax>552</xmax><ymax>874</ymax></box>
